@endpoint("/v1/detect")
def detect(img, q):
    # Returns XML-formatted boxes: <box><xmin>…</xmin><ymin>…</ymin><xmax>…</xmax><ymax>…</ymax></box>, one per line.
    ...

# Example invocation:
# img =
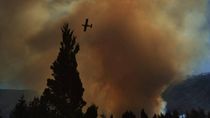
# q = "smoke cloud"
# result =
<box><xmin>0</xmin><ymin>0</ymin><xmax>209</xmax><ymax>116</ymax></box>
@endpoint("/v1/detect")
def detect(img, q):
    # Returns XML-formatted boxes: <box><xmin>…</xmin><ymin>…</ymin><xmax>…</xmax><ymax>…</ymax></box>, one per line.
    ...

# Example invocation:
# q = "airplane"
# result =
<box><xmin>82</xmin><ymin>18</ymin><xmax>92</xmax><ymax>32</ymax></box>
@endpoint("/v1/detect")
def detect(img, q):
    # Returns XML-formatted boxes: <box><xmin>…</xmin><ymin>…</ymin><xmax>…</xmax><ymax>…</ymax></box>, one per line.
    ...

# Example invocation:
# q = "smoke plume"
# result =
<box><xmin>0</xmin><ymin>0</ymin><xmax>209</xmax><ymax>116</ymax></box>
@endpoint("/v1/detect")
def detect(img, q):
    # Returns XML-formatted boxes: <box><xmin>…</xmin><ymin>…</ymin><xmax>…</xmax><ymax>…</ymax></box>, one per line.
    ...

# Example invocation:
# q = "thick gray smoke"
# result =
<box><xmin>0</xmin><ymin>0</ymin><xmax>209</xmax><ymax>116</ymax></box>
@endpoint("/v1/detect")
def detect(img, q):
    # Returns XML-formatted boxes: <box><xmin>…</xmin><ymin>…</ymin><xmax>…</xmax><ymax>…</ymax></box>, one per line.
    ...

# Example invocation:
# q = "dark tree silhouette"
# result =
<box><xmin>156</xmin><ymin>113</ymin><xmax>164</xmax><ymax>118</ymax></box>
<box><xmin>84</xmin><ymin>104</ymin><xmax>98</xmax><ymax>118</ymax></box>
<box><xmin>122</xmin><ymin>111</ymin><xmax>136</xmax><ymax>118</ymax></box>
<box><xmin>189</xmin><ymin>109</ymin><xmax>206</xmax><ymax>118</ymax></box>
<box><xmin>207</xmin><ymin>111</ymin><xmax>210</xmax><ymax>118</ymax></box>
<box><xmin>153</xmin><ymin>114</ymin><xmax>157</xmax><ymax>118</ymax></box>
<box><xmin>171</xmin><ymin>110</ymin><xmax>179</xmax><ymax>118</ymax></box>
<box><xmin>27</xmin><ymin>97</ymin><xmax>52</xmax><ymax>118</ymax></box>
<box><xmin>185</xmin><ymin>112</ymin><xmax>190</xmax><ymax>118</ymax></box>
<box><xmin>101</xmin><ymin>113</ymin><xmax>106</xmax><ymax>118</ymax></box>
<box><xmin>198</xmin><ymin>109</ymin><xmax>206</xmax><ymax>118</ymax></box>
<box><xmin>0</xmin><ymin>110</ymin><xmax>2</xmax><ymax>118</ymax></box>
<box><xmin>28</xmin><ymin>97</ymin><xmax>41</xmax><ymax>118</ymax></box>
<box><xmin>10</xmin><ymin>96</ymin><xmax>28</xmax><ymax>118</ymax></box>
<box><xmin>110</xmin><ymin>114</ymin><xmax>114</xmax><ymax>118</ymax></box>
<box><xmin>40</xmin><ymin>24</ymin><xmax>86</xmax><ymax>118</ymax></box>
<box><xmin>141</xmin><ymin>109</ymin><xmax>148</xmax><ymax>118</ymax></box>
<box><xmin>165</xmin><ymin>111</ymin><xmax>172</xmax><ymax>118</ymax></box>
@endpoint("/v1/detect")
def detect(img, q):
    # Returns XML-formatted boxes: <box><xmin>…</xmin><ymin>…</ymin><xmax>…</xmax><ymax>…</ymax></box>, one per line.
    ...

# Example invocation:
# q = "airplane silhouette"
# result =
<box><xmin>82</xmin><ymin>18</ymin><xmax>92</xmax><ymax>32</ymax></box>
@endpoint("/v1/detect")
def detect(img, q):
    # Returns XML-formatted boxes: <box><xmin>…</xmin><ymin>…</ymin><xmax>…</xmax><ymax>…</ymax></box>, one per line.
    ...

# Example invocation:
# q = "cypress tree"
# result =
<box><xmin>10</xmin><ymin>96</ymin><xmax>28</xmax><ymax>118</ymax></box>
<box><xmin>84</xmin><ymin>104</ymin><xmax>98</xmax><ymax>118</ymax></box>
<box><xmin>141</xmin><ymin>109</ymin><xmax>148</xmax><ymax>118</ymax></box>
<box><xmin>41</xmin><ymin>24</ymin><xmax>86</xmax><ymax>118</ymax></box>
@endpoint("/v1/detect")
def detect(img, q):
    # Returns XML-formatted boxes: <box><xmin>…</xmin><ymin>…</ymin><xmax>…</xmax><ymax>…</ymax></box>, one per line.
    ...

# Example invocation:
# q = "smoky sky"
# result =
<box><xmin>0</xmin><ymin>0</ymin><xmax>209</xmax><ymax>116</ymax></box>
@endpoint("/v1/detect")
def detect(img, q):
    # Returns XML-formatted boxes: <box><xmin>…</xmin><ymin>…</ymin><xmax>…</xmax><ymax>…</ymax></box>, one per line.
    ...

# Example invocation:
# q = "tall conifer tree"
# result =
<box><xmin>41</xmin><ymin>24</ymin><xmax>86</xmax><ymax>118</ymax></box>
<box><xmin>10</xmin><ymin>96</ymin><xmax>28</xmax><ymax>118</ymax></box>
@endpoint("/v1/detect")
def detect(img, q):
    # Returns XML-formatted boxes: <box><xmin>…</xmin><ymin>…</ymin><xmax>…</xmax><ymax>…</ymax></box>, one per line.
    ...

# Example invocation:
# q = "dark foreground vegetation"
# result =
<box><xmin>8</xmin><ymin>24</ymin><xmax>210</xmax><ymax>118</ymax></box>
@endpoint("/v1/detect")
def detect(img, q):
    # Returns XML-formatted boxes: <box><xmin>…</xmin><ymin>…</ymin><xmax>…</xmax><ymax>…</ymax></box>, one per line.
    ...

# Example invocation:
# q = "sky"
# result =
<box><xmin>193</xmin><ymin>0</ymin><xmax>210</xmax><ymax>74</ymax></box>
<box><xmin>0</xmin><ymin>0</ymin><xmax>210</xmax><ymax>116</ymax></box>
